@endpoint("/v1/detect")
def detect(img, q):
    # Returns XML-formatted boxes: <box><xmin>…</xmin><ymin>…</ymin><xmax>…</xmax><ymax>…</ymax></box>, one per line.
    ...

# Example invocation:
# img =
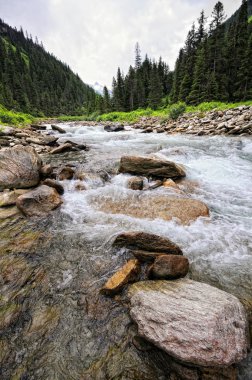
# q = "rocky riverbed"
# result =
<box><xmin>0</xmin><ymin>121</ymin><xmax>251</xmax><ymax>379</ymax></box>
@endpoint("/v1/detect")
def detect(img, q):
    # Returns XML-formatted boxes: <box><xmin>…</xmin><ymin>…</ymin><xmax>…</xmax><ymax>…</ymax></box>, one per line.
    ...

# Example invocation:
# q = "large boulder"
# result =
<box><xmin>113</xmin><ymin>231</ymin><xmax>183</xmax><ymax>255</ymax></box>
<box><xmin>96</xmin><ymin>195</ymin><xmax>209</xmax><ymax>224</ymax></box>
<box><xmin>16</xmin><ymin>185</ymin><xmax>62</xmax><ymax>217</ymax></box>
<box><xmin>129</xmin><ymin>279</ymin><xmax>249</xmax><ymax>367</ymax></box>
<box><xmin>0</xmin><ymin>145</ymin><xmax>42</xmax><ymax>191</ymax></box>
<box><xmin>118</xmin><ymin>156</ymin><xmax>186</xmax><ymax>179</ymax></box>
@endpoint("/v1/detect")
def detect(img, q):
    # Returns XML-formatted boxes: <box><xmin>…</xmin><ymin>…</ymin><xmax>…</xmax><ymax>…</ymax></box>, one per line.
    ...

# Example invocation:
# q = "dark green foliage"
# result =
<box><xmin>0</xmin><ymin>19</ymin><xmax>97</xmax><ymax>116</ymax></box>
<box><xmin>169</xmin><ymin>102</ymin><xmax>186</xmax><ymax>120</ymax></box>
<box><xmin>111</xmin><ymin>44</ymin><xmax>171</xmax><ymax>112</ymax></box>
<box><xmin>172</xmin><ymin>0</ymin><xmax>252</xmax><ymax>105</ymax></box>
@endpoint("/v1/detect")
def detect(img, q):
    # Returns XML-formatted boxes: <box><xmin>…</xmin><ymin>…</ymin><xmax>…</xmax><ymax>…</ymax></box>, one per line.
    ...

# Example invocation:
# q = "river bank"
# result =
<box><xmin>0</xmin><ymin>122</ymin><xmax>251</xmax><ymax>379</ymax></box>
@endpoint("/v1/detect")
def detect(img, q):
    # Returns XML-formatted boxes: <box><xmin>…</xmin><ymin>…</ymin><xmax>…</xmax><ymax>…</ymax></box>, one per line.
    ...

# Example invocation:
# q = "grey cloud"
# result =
<box><xmin>0</xmin><ymin>0</ymin><xmax>241</xmax><ymax>88</ymax></box>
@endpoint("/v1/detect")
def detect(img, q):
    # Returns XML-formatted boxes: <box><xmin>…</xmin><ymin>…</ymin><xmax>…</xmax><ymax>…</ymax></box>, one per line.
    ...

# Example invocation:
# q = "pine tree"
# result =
<box><xmin>103</xmin><ymin>86</ymin><xmax>111</xmax><ymax>113</ymax></box>
<box><xmin>148</xmin><ymin>63</ymin><xmax>163</xmax><ymax>109</ymax></box>
<box><xmin>234</xmin><ymin>0</ymin><xmax>250</xmax><ymax>99</ymax></box>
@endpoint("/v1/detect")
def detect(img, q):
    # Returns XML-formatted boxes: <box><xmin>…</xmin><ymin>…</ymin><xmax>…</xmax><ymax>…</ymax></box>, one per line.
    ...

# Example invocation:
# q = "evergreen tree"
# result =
<box><xmin>103</xmin><ymin>86</ymin><xmax>111</xmax><ymax>113</ymax></box>
<box><xmin>148</xmin><ymin>63</ymin><xmax>163</xmax><ymax>109</ymax></box>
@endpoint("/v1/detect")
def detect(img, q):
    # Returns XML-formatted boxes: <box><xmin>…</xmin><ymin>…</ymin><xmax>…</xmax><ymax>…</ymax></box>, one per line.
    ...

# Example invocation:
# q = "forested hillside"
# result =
<box><xmin>171</xmin><ymin>0</ymin><xmax>252</xmax><ymax>104</ymax></box>
<box><xmin>0</xmin><ymin>19</ymin><xmax>97</xmax><ymax>116</ymax></box>
<box><xmin>109</xmin><ymin>0</ymin><xmax>252</xmax><ymax>112</ymax></box>
<box><xmin>109</xmin><ymin>43</ymin><xmax>172</xmax><ymax>111</ymax></box>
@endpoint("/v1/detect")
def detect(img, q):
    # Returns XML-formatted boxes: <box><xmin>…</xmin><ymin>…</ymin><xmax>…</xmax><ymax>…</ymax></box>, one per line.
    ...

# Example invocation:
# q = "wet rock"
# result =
<box><xmin>101</xmin><ymin>259</ymin><xmax>140</xmax><ymax>295</ymax></box>
<box><xmin>16</xmin><ymin>185</ymin><xmax>62</xmax><ymax>217</ymax></box>
<box><xmin>127</xmin><ymin>177</ymin><xmax>144</xmax><ymax>190</ymax></box>
<box><xmin>113</xmin><ymin>231</ymin><xmax>183</xmax><ymax>255</ymax></box>
<box><xmin>0</xmin><ymin>189</ymin><xmax>29</xmax><ymax>207</ymax></box>
<box><xmin>0</xmin><ymin>256</ymin><xmax>33</xmax><ymax>287</ymax></box>
<box><xmin>30</xmin><ymin>124</ymin><xmax>47</xmax><ymax>130</ymax></box>
<box><xmin>0</xmin><ymin>138</ymin><xmax>10</xmax><ymax>147</ymax></box>
<box><xmin>104</xmin><ymin>125</ymin><xmax>124</xmax><ymax>132</ymax></box>
<box><xmin>97</xmin><ymin>195</ymin><xmax>209</xmax><ymax>224</ymax></box>
<box><xmin>129</xmin><ymin>279</ymin><xmax>249</xmax><ymax>367</ymax></box>
<box><xmin>163</xmin><ymin>179</ymin><xmax>177</xmax><ymax>188</ymax></box>
<box><xmin>119</xmin><ymin>156</ymin><xmax>186</xmax><ymax>179</ymax></box>
<box><xmin>58</xmin><ymin>166</ymin><xmax>75</xmax><ymax>180</ymax></box>
<box><xmin>149</xmin><ymin>255</ymin><xmax>189</xmax><ymax>279</ymax></box>
<box><xmin>40</xmin><ymin>163</ymin><xmax>53</xmax><ymax>178</ymax></box>
<box><xmin>0</xmin><ymin>303</ymin><xmax>21</xmax><ymax>331</ymax></box>
<box><xmin>26</xmin><ymin>306</ymin><xmax>60</xmax><ymax>337</ymax></box>
<box><xmin>75</xmin><ymin>182</ymin><xmax>86</xmax><ymax>191</ymax></box>
<box><xmin>0</xmin><ymin>145</ymin><xmax>42</xmax><ymax>191</ymax></box>
<box><xmin>42</xmin><ymin>179</ymin><xmax>64</xmax><ymax>195</ymax></box>
<box><xmin>131</xmin><ymin>249</ymin><xmax>176</xmax><ymax>262</ymax></box>
<box><xmin>50</xmin><ymin>143</ymin><xmax>73</xmax><ymax>154</ymax></box>
<box><xmin>51</xmin><ymin>124</ymin><xmax>66</xmax><ymax>133</ymax></box>
<box><xmin>26</xmin><ymin>136</ymin><xmax>58</xmax><ymax>146</ymax></box>
<box><xmin>0</xmin><ymin>205</ymin><xmax>21</xmax><ymax>220</ymax></box>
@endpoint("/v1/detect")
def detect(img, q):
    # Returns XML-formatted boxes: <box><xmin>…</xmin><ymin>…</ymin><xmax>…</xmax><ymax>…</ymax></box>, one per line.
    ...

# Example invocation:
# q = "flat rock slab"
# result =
<box><xmin>0</xmin><ymin>145</ymin><xmax>42</xmax><ymax>191</ymax></box>
<box><xmin>96</xmin><ymin>194</ymin><xmax>209</xmax><ymax>224</ymax></box>
<box><xmin>119</xmin><ymin>156</ymin><xmax>186</xmax><ymax>179</ymax></box>
<box><xmin>101</xmin><ymin>259</ymin><xmax>140</xmax><ymax>295</ymax></box>
<box><xmin>16</xmin><ymin>185</ymin><xmax>62</xmax><ymax>217</ymax></box>
<box><xmin>129</xmin><ymin>279</ymin><xmax>249</xmax><ymax>367</ymax></box>
<box><xmin>113</xmin><ymin>231</ymin><xmax>183</xmax><ymax>255</ymax></box>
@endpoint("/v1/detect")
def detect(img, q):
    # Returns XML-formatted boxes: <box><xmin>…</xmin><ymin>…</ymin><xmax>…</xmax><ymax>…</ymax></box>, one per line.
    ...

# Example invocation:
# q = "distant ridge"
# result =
<box><xmin>0</xmin><ymin>19</ymin><xmax>97</xmax><ymax>116</ymax></box>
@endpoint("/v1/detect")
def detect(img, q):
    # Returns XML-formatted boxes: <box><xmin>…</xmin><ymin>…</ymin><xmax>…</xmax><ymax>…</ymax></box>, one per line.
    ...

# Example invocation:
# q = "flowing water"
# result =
<box><xmin>1</xmin><ymin>124</ymin><xmax>252</xmax><ymax>379</ymax></box>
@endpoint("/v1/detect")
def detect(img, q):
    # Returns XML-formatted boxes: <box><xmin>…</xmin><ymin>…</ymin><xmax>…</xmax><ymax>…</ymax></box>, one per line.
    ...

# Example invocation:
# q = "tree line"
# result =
<box><xmin>107</xmin><ymin>0</ymin><xmax>252</xmax><ymax>113</ymax></box>
<box><xmin>0</xmin><ymin>19</ymin><xmax>98</xmax><ymax>116</ymax></box>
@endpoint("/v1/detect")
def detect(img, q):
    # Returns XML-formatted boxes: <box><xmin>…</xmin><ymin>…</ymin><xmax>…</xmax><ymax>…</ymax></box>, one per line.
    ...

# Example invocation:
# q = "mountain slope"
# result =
<box><xmin>0</xmin><ymin>19</ymin><xmax>97</xmax><ymax>116</ymax></box>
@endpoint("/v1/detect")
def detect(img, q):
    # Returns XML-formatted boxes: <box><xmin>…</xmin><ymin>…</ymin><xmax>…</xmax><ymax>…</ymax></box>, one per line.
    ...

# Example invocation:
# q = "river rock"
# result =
<box><xmin>127</xmin><ymin>177</ymin><xmax>144</xmax><ymax>190</ymax></box>
<box><xmin>16</xmin><ymin>185</ymin><xmax>62</xmax><ymax>216</ymax></box>
<box><xmin>0</xmin><ymin>145</ymin><xmax>42</xmax><ymax>191</ymax></box>
<box><xmin>118</xmin><ymin>156</ymin><xmax>186</xmax><ymax>179</ymax></box>
<box><xmin>97</xmin><ymin>194</ymin><xmax>209</xmax><ymax>224</ymax></box>
<box><xmin>104</xmin><ymin>125</ymin><xmax>124</xmax><ymax>132</ymax></box>
<box><xmin>40</xmin><ymin>164</ymin><xmax>53</xmax><ymax>178</ymax></box>
<box><xmin>129</xmin><ymin>279</ymin><xmax>249</xmax><ymax>367</ymax></box>
<box><xmin>42</xmin><ymin>179</ymin><xmax>64</xmax><ymax>195</ymax></box>
<box><xmin>26</xmin><ymin>136</ymin><xmax>58</xmax><ymax>146</ymax></box>
<box><xmin>113</xmin><ymin>231</ymin><xmax>183</xmax><ymax>255</ymax></box>
<box><xmin>30</xmin><ymin>124</ymin><xmax>46</xmax><ymax>131</ymax></box>
<box><xmin>149</xmin><ymin>255</ymin><xmax>189</xmax><ymax>279</ymax></box>
<box><xmin>51</xmin><ymin>124</ymin><xmax>66</xmax><ymax>133</ymax></box>
<box><xmin>130</xmin><ymin>249</ymin><xmax>174</xmax><ymax>262</ymax></box>
<box><xmin>58</xmin><ymin>166</ymin><xmax>75</xmax><ymax>180</ymax></box>
<box><xmin>101</xmin><ymin>259</ymin><xmax>140</xmax><ymax>295</ymax></box>
<box><xmin>163</xmin><ymin>179</ymin><xmax>177</xmax><ymax>188</ymax></box>
<box><xmin>0</xmin><ymin>189</ymin><xmax>29</xmax><ymax>207</ymax></box>
<box><xmin>50</xmin><ymin>143</ymin><xmax>73</xmax><ymax>154</ymax></box>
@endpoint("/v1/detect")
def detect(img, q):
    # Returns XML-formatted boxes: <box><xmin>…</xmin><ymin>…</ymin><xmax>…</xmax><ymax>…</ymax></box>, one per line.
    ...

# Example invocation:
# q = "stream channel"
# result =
<box><xmin>1</xmin><ymin>124</ymin><xmax>252</xmax><ymax>379</ymax></box>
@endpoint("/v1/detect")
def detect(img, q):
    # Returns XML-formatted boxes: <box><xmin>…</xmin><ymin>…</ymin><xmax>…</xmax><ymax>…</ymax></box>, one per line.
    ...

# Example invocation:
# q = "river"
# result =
<box><xmin>1</xmin><ymin>124</ymin><xmax>252</xmax><ymax>379</ymax></box>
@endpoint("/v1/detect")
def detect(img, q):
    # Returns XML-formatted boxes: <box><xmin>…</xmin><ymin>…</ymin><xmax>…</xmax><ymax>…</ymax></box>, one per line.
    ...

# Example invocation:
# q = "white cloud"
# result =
<box><xmin>0</xmin><ymin>0</ymin><xmax>240</xmax><ymax>88</ymax></box>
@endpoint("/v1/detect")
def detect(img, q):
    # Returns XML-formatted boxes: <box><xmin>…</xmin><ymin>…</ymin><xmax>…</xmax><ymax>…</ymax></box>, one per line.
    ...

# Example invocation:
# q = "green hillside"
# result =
<box><xmin>0</xmin><ymin>19</ymin><xmax>97</xmax><ymax>116</ymax></box>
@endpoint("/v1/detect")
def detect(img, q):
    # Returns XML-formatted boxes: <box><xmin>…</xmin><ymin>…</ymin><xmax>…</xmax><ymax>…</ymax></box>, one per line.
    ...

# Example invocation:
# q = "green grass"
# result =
<box><xmin>95</xmin><ymin>101</ymin><xmax>252</xmax><ymax>124</ymax></box>
<box><xmin>0</xmin><ymin>105</ymin><xmax>35</xmax><ymax>127</ymax></box>
<box><xmin>248</xmin><ymin>15</ymin><xmax>252</xmax><ymax>23</ymax></box>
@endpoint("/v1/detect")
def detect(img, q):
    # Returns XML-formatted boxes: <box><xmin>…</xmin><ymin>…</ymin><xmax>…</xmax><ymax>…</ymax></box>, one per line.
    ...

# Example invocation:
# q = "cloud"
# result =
<box><xmin>0</xmin><ymin>0</ymin><xmax>240</xmax><ymax>88</ymax></box>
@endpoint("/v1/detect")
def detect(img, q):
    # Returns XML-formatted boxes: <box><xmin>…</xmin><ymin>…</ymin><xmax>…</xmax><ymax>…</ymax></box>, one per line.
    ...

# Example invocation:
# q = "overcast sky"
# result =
<box><xmin>0</xmin><ymin>0</ymin><xmax>240</xmax><ymax>89</ymax></box>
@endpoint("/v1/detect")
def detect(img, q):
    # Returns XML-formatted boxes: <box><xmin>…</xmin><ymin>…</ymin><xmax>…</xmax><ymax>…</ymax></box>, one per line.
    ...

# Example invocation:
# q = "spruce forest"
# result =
<box><xmin>110</xmin><ymin>0</ymin><xmax>252</xmax><ymax>112</ymax></box>
<box><xmin>0</xmin><ymin>0</ymin><xmax>251</xmax><ymax>117</ymax></box>
<box><xmin>0</xmin><ymin>19</ymin><xmax>97</xmax><ymax>116</ymax></box>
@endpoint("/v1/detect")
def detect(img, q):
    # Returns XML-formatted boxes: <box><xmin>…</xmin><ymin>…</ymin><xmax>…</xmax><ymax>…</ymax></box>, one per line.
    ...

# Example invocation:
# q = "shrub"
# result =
<box><xmin>169</xmin><ymin>103</ymin><xmax>186</xmax><ymax>120</ymax></box>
